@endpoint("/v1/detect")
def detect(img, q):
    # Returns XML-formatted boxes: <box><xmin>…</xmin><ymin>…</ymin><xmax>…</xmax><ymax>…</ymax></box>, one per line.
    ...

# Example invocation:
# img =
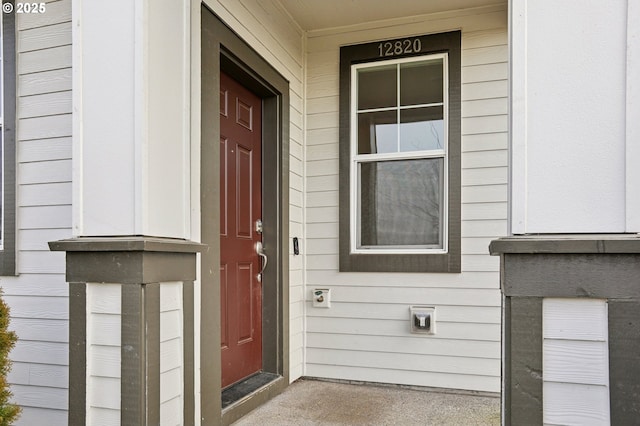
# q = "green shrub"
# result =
<box><xmin>0</xmin><ymin>290</ymin><xmax>19</xmax><ymax>425</ymax></box>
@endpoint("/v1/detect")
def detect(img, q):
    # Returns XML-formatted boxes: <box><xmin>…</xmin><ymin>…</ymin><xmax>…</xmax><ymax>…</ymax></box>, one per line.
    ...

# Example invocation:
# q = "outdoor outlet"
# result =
<box><xmin>410</xmin><ymin>306</ymin><xmax>436</xmax><ymax>335</ymax></box>
<box><xmin>313</xmin><ymin>289</ymin><xmax>331</xmax><ymax>308</ymax></box>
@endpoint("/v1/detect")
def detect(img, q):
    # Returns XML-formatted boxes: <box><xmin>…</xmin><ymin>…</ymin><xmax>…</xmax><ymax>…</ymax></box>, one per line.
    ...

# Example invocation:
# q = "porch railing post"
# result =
<box><xmin>50</xmin><ymin>237</ymin><xmax>203</xmax><ymax>425</ymax></box>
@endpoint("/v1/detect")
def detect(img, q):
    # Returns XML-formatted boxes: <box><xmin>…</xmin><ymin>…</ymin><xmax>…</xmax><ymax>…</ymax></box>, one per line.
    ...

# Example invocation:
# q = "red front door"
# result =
<box><xmin>220</xmin><ymin>72</ymin><xmax>263</xmax><ymax>388</ymax></box>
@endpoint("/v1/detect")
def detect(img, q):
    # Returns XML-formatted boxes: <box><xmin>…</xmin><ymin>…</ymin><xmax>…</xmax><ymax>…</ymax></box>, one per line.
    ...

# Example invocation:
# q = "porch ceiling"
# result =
<box><xmin>278</xmin><ymin>0</ymin><xmax>504</xmax><ymax>31</ymax></box>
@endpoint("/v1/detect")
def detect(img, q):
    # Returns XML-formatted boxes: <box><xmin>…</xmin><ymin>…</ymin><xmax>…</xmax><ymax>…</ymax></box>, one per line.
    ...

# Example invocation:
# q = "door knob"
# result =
<box><xmin>255</xmin><ymin>241</ymin><xmax>267</xmax><ymax>282</ymax></box>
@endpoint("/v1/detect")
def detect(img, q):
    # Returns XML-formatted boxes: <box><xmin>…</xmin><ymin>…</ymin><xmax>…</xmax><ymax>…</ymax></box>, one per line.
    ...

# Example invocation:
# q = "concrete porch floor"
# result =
<box><xmin>232</xmin><ymin>379</ymin><xmax>500</xmax><ymax>425</ymax></box>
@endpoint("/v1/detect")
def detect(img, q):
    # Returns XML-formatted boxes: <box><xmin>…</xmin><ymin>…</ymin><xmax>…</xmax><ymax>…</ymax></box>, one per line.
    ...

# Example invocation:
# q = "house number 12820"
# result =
<box><xmin>378</xmin><ymin>39</ymin><xmax>422</xmax><ymax>57</ymax></box>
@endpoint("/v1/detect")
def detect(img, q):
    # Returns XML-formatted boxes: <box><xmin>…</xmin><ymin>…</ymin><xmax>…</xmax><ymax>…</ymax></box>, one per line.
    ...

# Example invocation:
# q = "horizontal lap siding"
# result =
<box><xmin>160</xmin><ymin>283</ymin><xmax>183</xmax><ymax>426</ymax></box>
<box><xmin>211</xmin><ymin>0</ymin><xmax>306</xmax><ymax>381</ymax></box>
<box><xmin>86</xmin><ymin>284</ymin><xmax>121</xmax><ymax>424</ymax></box>
<box><xmin>3</xmin><ymin>1</ymin><xmax>72</xmax><ymax>424</ymax></box>
<box><xmin>543</xmin><ymin>299</ymin><xmax>611</xmax><ymax>425</ymax></box>
<box><xmin>304</xmin><ymin>6</ymin><xmax>507</xmax><ymax>392</ymax></box>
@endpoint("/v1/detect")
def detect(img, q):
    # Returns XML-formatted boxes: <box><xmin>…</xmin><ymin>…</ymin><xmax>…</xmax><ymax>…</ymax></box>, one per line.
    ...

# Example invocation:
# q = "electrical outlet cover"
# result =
<box><xmin>312</xmin><ymin>289</ymin><xmax>331</xmax><ymax>308</ymax></box>
<box><xmin>409</xmin><ymin>306</ymin><xmax>436</xmax><ymax>334</ymax></box>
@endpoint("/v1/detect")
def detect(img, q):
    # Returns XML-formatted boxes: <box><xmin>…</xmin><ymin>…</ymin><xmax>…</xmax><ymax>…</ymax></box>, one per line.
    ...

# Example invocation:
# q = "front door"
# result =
<box><xmin>220</xmin><ymin>71</ymin><xmax>263</xmax><ymax>388</ymax></box>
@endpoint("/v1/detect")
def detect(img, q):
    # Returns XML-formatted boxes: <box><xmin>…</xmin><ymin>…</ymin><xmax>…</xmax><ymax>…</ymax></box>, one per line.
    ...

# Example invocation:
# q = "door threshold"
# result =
<box><xmin>222</xmin><ymin>372</ymin><xmax>280</xmax><ymax>409</ymax></box>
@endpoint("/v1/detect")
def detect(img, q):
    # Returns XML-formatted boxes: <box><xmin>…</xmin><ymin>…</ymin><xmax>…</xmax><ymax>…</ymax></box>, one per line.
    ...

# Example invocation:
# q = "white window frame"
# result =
<box><xmin>349</xmin><ymin>53</ymin><xmax>449</xmax><ymax>255</ymax></box>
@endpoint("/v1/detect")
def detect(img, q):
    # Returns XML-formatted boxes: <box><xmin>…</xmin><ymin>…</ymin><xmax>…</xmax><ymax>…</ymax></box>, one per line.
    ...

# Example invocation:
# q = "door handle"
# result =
<box><xmin>255</xmin><ymin>241</ymin><xmax>267</xmax><ymax>282</ymax></box>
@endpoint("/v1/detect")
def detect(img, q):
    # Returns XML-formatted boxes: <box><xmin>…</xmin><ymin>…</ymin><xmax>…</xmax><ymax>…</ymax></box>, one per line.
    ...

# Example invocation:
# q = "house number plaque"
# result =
<box><xmin>378</xmin><ymin>38</ymin><xmax>423</xmax><ymax>57</ymax></box>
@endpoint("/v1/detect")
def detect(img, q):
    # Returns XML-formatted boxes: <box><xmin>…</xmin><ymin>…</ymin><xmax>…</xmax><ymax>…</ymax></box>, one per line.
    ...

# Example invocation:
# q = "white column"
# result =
<box><xmin>509</xmin><ymin>0</ymin><xmax>629</xmax><ymax>234</ymax></box>
<box><xmin>509</xmin><ymin>0</ymin><xmax>527</xmax><ymax>234</ymax></box>
<box><xmin>72</xmin><ymin>0</ymin><xmax>191</xmax><ymax>238</ymax></box>
<box><xmin>626</xmin><ymin>0</ymin><xmax>640</xmax><ymax>232</ymax></box>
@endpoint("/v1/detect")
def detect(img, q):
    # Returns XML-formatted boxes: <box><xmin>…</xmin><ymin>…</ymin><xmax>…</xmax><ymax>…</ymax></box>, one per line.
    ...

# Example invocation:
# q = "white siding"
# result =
<box><xmin>85</xmin><ymin>282</ymin><xmax>187</xmax><ymax>426</ymax></box>
<box><xmin>203</xmin><ymin>0</ymin><xmax>306</xmax><ymax>381</ymax></box>
<box><xmin>3</xmin><ymin>1</ymin><xmax>72</xmax><ymax>424</ymax></box>
<box><xmin>543</xmin><ymin>299</ymin><xmax>610</xmax><ymax>426</ymax></box>
<box><xmin>160</xmin><ymin>283</ymin><xmax>183</xmax><ymax>426</ymax></box>
<box><xmin>86</xmin><ymin>284</ymin><xmax>121</xmax><ymax>426</ymax></box>
<box><xmin>304</xmin><ymin>5</ymin><xmax>507</xmax><ymax>393</ymax></box>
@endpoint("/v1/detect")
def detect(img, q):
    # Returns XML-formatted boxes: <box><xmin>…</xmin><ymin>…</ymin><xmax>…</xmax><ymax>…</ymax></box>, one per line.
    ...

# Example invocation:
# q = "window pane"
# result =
<box><xmin>359</xmin><ymin>158</ymin><xmax>443</xmax><ymax>248</ymax></box>
<box><xmin>400</xmin><ymin>59</ymin><xmax>443</xmax><ymax>106</ymax></box>
<box><xmin>357</xmin><ymin>110</ymin><xmax>397</xmax><ymax>154</ymax></box>
<box><xmin>399</xmin><ymin>106</ymin><xmax>444</xmax><ymax>152</ymax></box>
<box><xmin>357</xmin><ymin>65</ymin><xmax>397</xmax><ymax>110</ymax></box>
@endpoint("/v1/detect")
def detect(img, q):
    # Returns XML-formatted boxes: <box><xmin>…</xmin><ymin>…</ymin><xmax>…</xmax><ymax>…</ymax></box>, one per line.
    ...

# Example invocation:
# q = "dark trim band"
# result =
<box><xmin>183</xmin><ymin>280</ymin><xmax>195</xmax><ymax>426</ymax></box>
<box><xmin>121</xmin><ymin>283</ymin><xmax>161</xmax><ymax>426</ymax></box>
<box><xmin>0</xmin><ymin>1</ymin><xmax>17</xmax><ymax>276</ymax></box>
<box><xmin>500</xmin><ymin>253</ymin><xmax>640</xmax><ymax>298</ymax></box>
<box><xmin>49</xmin><ymin>236</ymin><xmax>205</xmax><ymax>253</ymax></box>
<box><xmin>504</xmin><ymin>297</ymin><xmax>542</xmax><ymax>425</ymax></box>
<box><xmin>68</xmin><ymin>282</ymin><xmax>87</xmax><ymax>425</ymax></box>
<box><xmin>490</xmin><ymin>235</ymin><xmax>640</xmax><ymax>255</ymax></box>
<box><xmin>608</xmin><ymin>300</ymin><xmax>640</xmax><ymax>424</ymax></box>
<box><xmin>63</xmin><ymin>251</ymin><xmax>198</xmax><ymax>284</ymax></box>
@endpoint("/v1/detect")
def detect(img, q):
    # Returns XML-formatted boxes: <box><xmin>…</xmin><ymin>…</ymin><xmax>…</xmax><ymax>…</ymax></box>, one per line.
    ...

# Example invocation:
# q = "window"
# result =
<box><xmin>353</xmin><ymin>55</ymin><xmax>447</xmax><ymax>252</ymax></box>
<box><xmin>339</xmin><ymin>32</ymin><xmax>461</xmax><ymax>272</ymax></box>
<box><xmin>0</xmin><ymin>6</ymin><xmax>16</xmax><ymax>276</ymax></box>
